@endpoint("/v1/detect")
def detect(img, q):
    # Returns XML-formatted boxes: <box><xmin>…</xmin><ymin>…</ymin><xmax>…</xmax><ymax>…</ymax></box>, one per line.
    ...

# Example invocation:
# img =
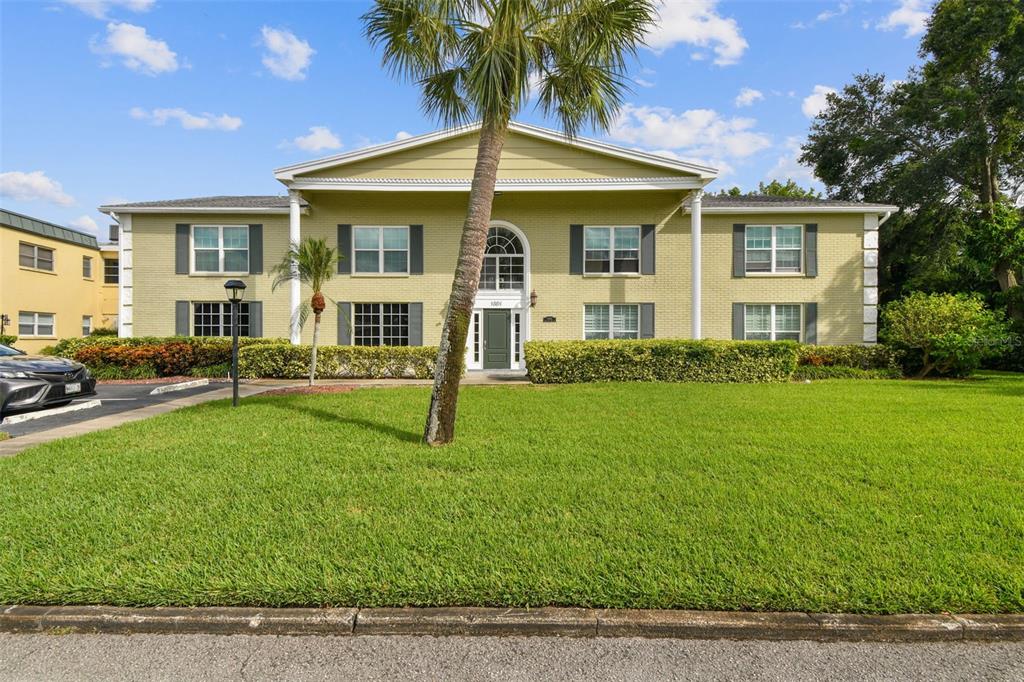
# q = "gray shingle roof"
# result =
<box><xmin>101</xmin><ymin>195</ymin><xmax>303</xmax><ymax>210</ymax></box>
<box><xmin>701</xmin><ymin>194</ymin><xmax>887</xmax><ymax>208</ymax></box>
<box><xmin>1</xmin><ymin>208</ymin><xmax>99</xmax><ymax>249</ymax></box>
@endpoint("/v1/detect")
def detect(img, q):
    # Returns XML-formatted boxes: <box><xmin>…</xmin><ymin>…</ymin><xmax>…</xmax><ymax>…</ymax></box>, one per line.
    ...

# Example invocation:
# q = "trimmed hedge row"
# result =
<box><xmin>238</xmin><ymin>343</ymin><xmax>437</xmax><ymax>380</ymax></box>
<box><xmin>793</xmin><ymin>365</ymin><xmax>902</xmax><ymax>381</ymax></box>
<box><xmin>796</xmin><ymin>344</ymin><xmax>902</xmax><ymax>373</ymax></box>
<box><xmin>525</xmin><ymin>339</ymin><xmax>799</xmax><ymax>384</ymax></box>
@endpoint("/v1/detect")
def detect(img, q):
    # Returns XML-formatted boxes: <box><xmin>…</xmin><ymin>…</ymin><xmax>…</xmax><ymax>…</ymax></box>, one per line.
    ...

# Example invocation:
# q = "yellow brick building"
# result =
<box><xmin>1</xmin><ymin>209</ymin><xmax>119</xmax><ymax>353</ymax></box>
<box><xmin>101</xmin><ymin>122</ymin><xmax>895</xmax><ymax>370</ymax></box>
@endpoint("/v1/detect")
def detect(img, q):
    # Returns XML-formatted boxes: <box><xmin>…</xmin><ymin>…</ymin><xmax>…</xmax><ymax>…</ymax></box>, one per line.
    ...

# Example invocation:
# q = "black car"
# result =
<box><xmin>0</xmin><ymin>344</ymin><xmax>96</xmax><ymax>418</ymax></box>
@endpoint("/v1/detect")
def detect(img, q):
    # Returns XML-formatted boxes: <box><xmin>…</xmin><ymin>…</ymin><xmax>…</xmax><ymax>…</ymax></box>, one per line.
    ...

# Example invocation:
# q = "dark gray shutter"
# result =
<box><xmin>338</xmin><ymin>302</ymin><xmax>351</xmax><ymax>345</ymax></box>
<box><xmin>732</xmin><ymin>303</ymin><xmax>745</xmax><ymax>340</ymax></box>
<box><xmin>569</xmin><ymin>224</ymin><xmax>583</xmax><ymax>274</ymax></box>
<box><xmin>803</xmin><ymin>303</ymin><xmax>817</xmax><ymax>345</ymax></box>
<box><xmin>408</xmin><ymin>302</ymin><xmax>423</xmax><ymax>345</ymax></box>
<box><xmin>732</xmin><ymin>224</ymin><xmax>745</xmax><ymax>277</ymax></box>
<box><xmin>248</xmin><ymin>224</ymin><xmax>263</xmax><ymax>274</ymax></box>
<box><xmin>175</xmin><ymin>224</ymin><xmax>189</xmax><ymax>274</ymax></box>
<box><xmin>338</xmin><ymin>225</ymin><xmax>351</xmax><ymax>274</ymax></box>
<box><xmin>175</xmin><ymin>301</ymin><xmax>190</xmax><ymax>336</ymax></box>
<box><xmin>641</xmin><ymin>224</ymin><xmax>656</xmax><ymax>275</ymax></box>
<box><xmin>639</xmin><ymin>303</ymin><xmax>655</xmax><ymax>338</ymax></box>
<box><xmin>409</xmin><ymin>224</ymin><xmax>424</xmax><ymax>275</ymax></box>
<box><xmin>248</xmin><ymin>301</ymin><xmax>263</xmax><ymax>337</ymax></box>
<box><xmin>804</xmin><ymin>223</ymin><xmax>818</xmax><ymax>277</ymax></box>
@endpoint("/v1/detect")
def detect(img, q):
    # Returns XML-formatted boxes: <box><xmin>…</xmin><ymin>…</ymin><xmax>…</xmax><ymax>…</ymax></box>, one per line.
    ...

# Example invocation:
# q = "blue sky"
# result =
<box><xmin>0</xmin><ymin>0</ymin><xmax>930</xmax><ymax>238</ymax></box>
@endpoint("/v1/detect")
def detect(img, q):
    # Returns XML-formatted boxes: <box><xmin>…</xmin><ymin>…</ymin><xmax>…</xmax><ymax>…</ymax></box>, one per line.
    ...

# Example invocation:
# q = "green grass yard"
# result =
<box><xmin>1</xmin><ymin>375</ymin><xmax>1022</xmax><ymax>613</ymax></box>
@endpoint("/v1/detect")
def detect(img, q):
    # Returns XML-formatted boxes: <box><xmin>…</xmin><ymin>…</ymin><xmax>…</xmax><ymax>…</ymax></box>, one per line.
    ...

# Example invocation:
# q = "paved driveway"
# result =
<box><xmin>0</xmin><ymin>381</ymin><xmax>225</xmax><ymax>439</ymax></box>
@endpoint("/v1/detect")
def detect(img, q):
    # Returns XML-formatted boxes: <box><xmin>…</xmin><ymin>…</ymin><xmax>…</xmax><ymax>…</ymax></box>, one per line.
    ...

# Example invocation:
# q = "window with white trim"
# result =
<box><xmin>354</xmin><ymin>303</ymin><xmax>409</xmax><ymax>346</ymax></box>
<box><xmin>353</xmin><ymin>227</ymin><xmax>409</xmax><ymax>274</ymax></box>
<box><xmin>192</xmin><ymin>225</ymin><xmax>249</xmax><ymax>273</ymax></box>
<box><xmin>18</xmin><ymin>311</ymin><xmax>55</xmax><ymax>337</ymax></box>
<box><xmin>584</xmin><ymin>304</ymin><xmax>639</xmax><ymax>340</ymax></box>
<box><xmin>82</xmin><ymin>315</ymin><xmax>93</xmax><ymax>336</ymax></box>
<box><xmin>745</xmin><ymin>225</ymin><xmax>802</xmax><ymax>273</ymax></box>
<box><xmin>744</xmin><ymin>304</ymin><xmax>801</xmax><ymax>341</ymax></box>
<box><xmin>479</xmin><ymin>227</ymin><xmax>524</xmax><ymax>290</ymax></box>
<box><xmin>193</xmin><ymin>302</ymin><xmax>250</xmax><ymax>337</ymax></box>
<box><xmin>104</xmin><ymin>258</ymin><xmax>119</xmax><ymax>284</ymax></box>
<box><xmin>584</xmin><ymin>226</ymin><xmax>640</xmax><ymax>274</ymax></box>
<box><xmin>19</xmin><ymin>242</ymin><xmax>54</xmax><ymax>271</ymax></box>
<box><xmin>83</xmin><ymin>256</ymin><xmax>93</xmax><ymax>279</ymax></box>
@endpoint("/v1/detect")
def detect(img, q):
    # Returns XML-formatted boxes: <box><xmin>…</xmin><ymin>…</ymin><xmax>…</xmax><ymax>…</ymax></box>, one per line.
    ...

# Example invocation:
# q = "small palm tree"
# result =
<box><xmin>363</xmin><ymin>0</ymin><xmax>656</xmax><ymax>445</ymax></box>
<box><xmin>270</xmin><ymin>238</ymin><xmax>341</xmax><ymax>386</ymax></box>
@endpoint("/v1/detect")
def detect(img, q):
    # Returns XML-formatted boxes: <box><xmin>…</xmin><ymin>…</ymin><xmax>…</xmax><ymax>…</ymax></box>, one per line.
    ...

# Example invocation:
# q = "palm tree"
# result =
<box><xmin>363</xmin><ymin>0</ymin><xmax>655</xmax><ymax>445</ymax></box>
<box><xmin>270</xmin><ymin>238</ymin><xmax>341</xmax><ymax>386</ymax></box>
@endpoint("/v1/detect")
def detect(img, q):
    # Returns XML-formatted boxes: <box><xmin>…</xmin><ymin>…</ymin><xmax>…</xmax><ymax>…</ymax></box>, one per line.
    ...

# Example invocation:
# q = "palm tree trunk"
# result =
<box><xmin>310</xmin><ymin>313</ymin><xmax>320</xmax><ymax>387</ymax></box>
<box><xmin>424</xmin><ymin>120</ymin><xmax>508</xmax><ymax>445</ymax></box>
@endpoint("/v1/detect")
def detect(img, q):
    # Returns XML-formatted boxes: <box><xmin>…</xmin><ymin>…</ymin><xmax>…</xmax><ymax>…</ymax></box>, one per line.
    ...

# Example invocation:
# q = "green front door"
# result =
<box><xmin>482</xmin><ymin>309</ymin><xmax>511</xmax><ymax>369</ymax></box>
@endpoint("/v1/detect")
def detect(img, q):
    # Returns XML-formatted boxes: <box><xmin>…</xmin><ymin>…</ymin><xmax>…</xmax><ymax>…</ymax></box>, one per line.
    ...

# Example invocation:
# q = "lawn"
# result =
<box><xmin>1</xmin><ymin>375</ymin><xmax>1022</xmax><ymax>614</ymax></box>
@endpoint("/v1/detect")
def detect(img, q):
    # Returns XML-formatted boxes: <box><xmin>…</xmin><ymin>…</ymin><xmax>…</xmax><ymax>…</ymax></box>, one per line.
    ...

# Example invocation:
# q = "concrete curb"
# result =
<box><xmin>1</xmin><ymin>606</ymin><xmax>1021</xmax><ymax>642</ymax></box>
<box><xmin>0</xmin><ymin>399</ymin><xmax>101</xmax><ymax>426</ymax></box>
<box><xmin>149</xmin><ymin>379</ymin><xmax>209</xmax><ymax>395</ymax></box>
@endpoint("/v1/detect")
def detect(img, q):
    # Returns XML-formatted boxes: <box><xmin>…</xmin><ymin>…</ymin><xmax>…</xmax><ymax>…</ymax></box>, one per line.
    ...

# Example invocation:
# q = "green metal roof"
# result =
<box><xmin>0</xmin><ymin>208</ymin><xmax>100</xmax><ymax>250</ymax></box>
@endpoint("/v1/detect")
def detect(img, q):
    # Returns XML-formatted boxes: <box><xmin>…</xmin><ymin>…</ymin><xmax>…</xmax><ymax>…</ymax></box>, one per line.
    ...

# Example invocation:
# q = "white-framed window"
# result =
<box><xmin>584</xmin><ymin>226</ymin><xmax>640</xmax><ymax>274</ymax></box>
<box><xmin>193</xmin><ymin>302</ymin><xmax>250</xmax><ymax>337</ymax></box>
<box><xmin>83</xmin><ymin>256</ymin><xmax>93</xmax><ymax>279</ymax></box>
<box><xmin>479</xmin><ymin>226</ymin><xmax>525</xmax><ymax>290</ymax></box>
<box><xmin>82</xmin><ymin>315</ymin><xmax>93</xmax><ymax>336</ymax></box>
<box><xmin>18</xmin><ymin>311</ymin><xmax>55</xmax><ymax>337</ymax></box>
<box><xmin>353</xmin><ymin>303</ymin><xmax>409</xmax><ymax>346</ymax></box>
<box><xmin>584</xmin><ymin>304</ymin><xmax>639</xmax><ymax>340</ymax></box>
<box><xmin>353</xmin><ymin>226</ymin><xmax>409</xmax><ymax>274</ymax></box>
<box><xmin>744</xmin><ymin>304</ymin><xmax>801</xmax><ymax>341</ymax></box>
<box><xmin>745</xmin><ymin>225</ymin><xmax>803</xmax><ymax>274</ymax></box>
<box><xmin>192</xmin><ymin>225</ymin><xmax>249</xmax><ymax>274</ymax></box>
<box><xmin>104</xmin><ymin>258</ymin><xmax>119</xmax><ymax>284</ymax></box>
<box><xmin>19</xmin><ymin>242</ymin><xmax>54</xmax><ymax>271</ymax></box>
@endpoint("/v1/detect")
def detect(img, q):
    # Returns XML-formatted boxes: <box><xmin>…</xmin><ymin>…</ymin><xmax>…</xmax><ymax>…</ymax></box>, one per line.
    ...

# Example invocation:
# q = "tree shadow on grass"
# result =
<box><xmin>892</xmin><ymin>374</ymin><xmax>1024</xmax><ymax>399</ymax></box>
<box><xmin>266</xmin><ymin>401</ymin><xmax>422</xmax><ymax>444</ymax></box>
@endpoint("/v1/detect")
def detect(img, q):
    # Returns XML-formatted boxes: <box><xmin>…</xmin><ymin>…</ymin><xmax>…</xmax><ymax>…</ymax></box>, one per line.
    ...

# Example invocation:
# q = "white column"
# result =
<box><xmin>690</xmin><ymin>189</ymin><xmax>703</xmax><ymax>339</ymax></box>
<box><xmin>117</xmin><ymin>213</ymin><xmax>133</xmax><ymax>338</ymax></box>
<box><xmin>288</xmin><ymin>190</ymin><xmax>302</xmax><ymax>344</ymax></box>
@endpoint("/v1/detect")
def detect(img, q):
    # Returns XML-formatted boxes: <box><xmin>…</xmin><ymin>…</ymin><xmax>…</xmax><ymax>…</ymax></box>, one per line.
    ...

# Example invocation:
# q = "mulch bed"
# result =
<box><xmin>260</xmin><ymin>385</ymin><xmax>357</xmax><ymax>397</ymax></box>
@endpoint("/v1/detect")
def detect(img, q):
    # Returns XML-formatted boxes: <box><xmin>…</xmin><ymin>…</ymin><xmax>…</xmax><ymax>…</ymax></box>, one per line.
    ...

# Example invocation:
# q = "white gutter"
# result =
<box><xmin>99</xmin><ymin>206</ymin><xmax>296</xmax><ymax>215</ymax></box>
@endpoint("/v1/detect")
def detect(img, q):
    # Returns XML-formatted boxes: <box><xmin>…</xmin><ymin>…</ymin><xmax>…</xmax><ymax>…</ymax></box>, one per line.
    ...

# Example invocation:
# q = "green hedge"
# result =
<box><xmin>238</xmin><ymin>343</ymin><xmax>437</xmax><ymax>379</ymax></box>
<box><xmin>48</xmin><ymin>335</ymin><xmax>280</xmax><ymax>358</ymax></box>
<box><xmin>525</xmin><ymin>339</ymin><xmax>799</xmax><ymax>384</ymax></box>
<box><xmin>793</xmin><ymin>365</ymin><xmax>902</xmax><ymax>381</ymax></box>
<box><xmin>796</xmin><ymin>344</ymin><xmax>902</xmax><ymax>372</ymax></box>
<box><xmin>0</xmin><ymin>335</ymin><xmax>16</xmax><ymax>347</ymax></box>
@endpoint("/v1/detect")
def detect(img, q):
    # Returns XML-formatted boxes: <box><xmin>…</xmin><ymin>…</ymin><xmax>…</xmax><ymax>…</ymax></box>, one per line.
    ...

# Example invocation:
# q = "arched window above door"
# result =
<box><xmin>479</xmin><ymin>226</ymin><xmax>524</xmax><ymax>290</ymax></box>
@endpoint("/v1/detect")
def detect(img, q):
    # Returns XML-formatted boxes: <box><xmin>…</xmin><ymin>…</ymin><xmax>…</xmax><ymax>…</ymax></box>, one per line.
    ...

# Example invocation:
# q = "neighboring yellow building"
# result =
<box><xmin>101</xmin><ymin>122</ymin><xmax>897</xmax><ymax>370</ymax></box>
<box><xmin>0</xmin><ymin>209</ymin><xmax>119</xmax><ymax>353</ymax></box>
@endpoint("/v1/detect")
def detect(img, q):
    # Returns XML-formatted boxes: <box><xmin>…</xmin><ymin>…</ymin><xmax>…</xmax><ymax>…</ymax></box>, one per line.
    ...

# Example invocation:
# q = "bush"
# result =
<box><xmin>793</xmin><ymin>366</ymin><xmax>902</xmax><ymax>381</ymax></box>
<box><xmin>89</xmin><ymin>327</ymin><xmax>118</xmax><ymax>337</ymax></box>
<box><xmin>60</xmin><ymin>336</ymin><xmax>283</xmax><ymax>379</ymax></box>
<box><xmin>525</xmin><ymin>339</ymin><xmax>798</xmax><ymax>384</ymax></box>
<box><xmin>797</xmin><ymin>344</ymin><xmax>903</xmax><ymax>372</ymax></box>
<box><xmin>238</xmin><ymin>343</ymin><xmax>437</xmax><ymax>379</ymax></box>
<box><xmin>880</xmin><ymin>292</ymin><xmax>1013</xmax><ymax>378</ymax></box>
<box><xmin>0</xmin><ymin>335</ymin><xmax>16</xmax><ymax>347</ymax></box>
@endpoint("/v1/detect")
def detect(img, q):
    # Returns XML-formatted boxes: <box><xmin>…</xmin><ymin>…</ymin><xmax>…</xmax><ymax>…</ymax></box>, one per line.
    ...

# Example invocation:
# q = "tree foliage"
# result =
<box><xmin>714</xmin><ymin>179</ymin><xmax>821</xmax><ymax>199</ymax></box>
<box><xmin>800</xmin><ymin>0</ymin><xmax>1024</xmax><ymax>320</ymax></box>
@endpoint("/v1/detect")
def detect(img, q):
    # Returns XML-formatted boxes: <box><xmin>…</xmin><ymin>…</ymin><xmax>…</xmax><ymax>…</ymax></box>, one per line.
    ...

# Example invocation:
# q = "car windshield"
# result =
<box><xmin>0</xmin><ymin>344</ymin><xmax>25</xmax><ymax>357</ymax></box>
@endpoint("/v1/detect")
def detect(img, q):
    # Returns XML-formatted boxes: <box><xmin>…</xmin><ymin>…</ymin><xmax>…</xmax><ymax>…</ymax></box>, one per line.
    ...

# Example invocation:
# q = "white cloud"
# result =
<box><xmin>288</xmin><ymin>126</ymin><xmax>342</xmax><ymax>152</ymax></box>
<box><xmin>801</xmin><ymin>85</ymin><xmax>836</xmax><ymax>118</ymax></box>
<box><xmin>877</xmin><ymin>0</ymin><xmax>931</xmax><ymax>37</ymax></box>
<box><xmin>0</xmin><ymin>171</ymin><xmax>75</xmax><ymax>206</ymax></box>
<box><xmin>63</xmin><ymin>0</ymin><xmax>154</xmax><ymax>19</ymax></box>
<box><xmin>130</xmin><ymin>106</ymin><xmax>243</xmax><ymax>131</ymax></box>
<box><xmin>608</xmin><ymin>103</ymin><xmax>771</xmax><ymax>169</ymax></box>
<box><xmin>646</xmin><ymin>0</ymin><xmax>747</xmax><ymax>66</ymax></box>
<box><xmin>70</xmin><ymin>215</ymin><xmax>100</xmax><ymax>235</ymax></box>
<box><xmin>634</xmin><ymin>78</ymin><xmax>655</xmax><ymax>88</ymax></box>
<box><xmin>765</xmin><ymin>136</ymin><xmax>820</xmax><ymax>187</ymax></box>
<box><xmin>91</xmin><ymin>22</ymin><xmax>178</xmax><ymax>75</ymax></box>
<box><xmin>395</xmin><ymin>131</ymin><xmax>413</xmax><ymax>141</ymax></box>
<box><xmin>734</xmin><ymin>87</ymin><xmax>764</xmax><ymax>108</ymax></box>
<box><xmin>260</xmin><ymin>26</ymin><xmax>314</xmax><ymax>81</ymax></box>
<box><xmin>793</xmin><ymin>1</ymin><xmax>850</xmax><ymax>29</ymax></box>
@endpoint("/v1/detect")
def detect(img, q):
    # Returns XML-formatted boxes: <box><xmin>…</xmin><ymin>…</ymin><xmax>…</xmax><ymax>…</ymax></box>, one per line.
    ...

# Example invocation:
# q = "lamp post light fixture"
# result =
<box><xmin>224</xmin><ymin>279</ymin><xmax>247</xmax><ymax>407</ymax></box>
<box><xmin>0</xmin><ymin>314</ymin><xmax>9</xmax><ymax>337</ymax></box>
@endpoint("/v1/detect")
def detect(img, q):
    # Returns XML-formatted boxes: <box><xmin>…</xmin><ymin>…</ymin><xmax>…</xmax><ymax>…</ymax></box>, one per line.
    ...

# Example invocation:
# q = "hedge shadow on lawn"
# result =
<box><xmin>892</xmin><ymin>374</ymin><xmax>1024</xmax><ymax>398</ymax></box>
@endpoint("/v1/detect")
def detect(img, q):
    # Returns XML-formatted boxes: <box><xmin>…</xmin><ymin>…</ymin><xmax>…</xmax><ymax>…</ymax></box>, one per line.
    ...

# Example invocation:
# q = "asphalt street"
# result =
<box><xmin>0</xmin><ymin>634</ymin><xmax>1021</xmax><ymax>681</ymax></box>
<box><xmin>0</xmin><ymin>382</ymin><xmax>223</xmax><ymax>438</ymax></box>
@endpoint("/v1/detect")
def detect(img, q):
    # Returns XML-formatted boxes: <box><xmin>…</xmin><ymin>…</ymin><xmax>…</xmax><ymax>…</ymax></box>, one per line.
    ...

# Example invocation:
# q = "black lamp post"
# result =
<box><xmin>224</xmin><ymin>279</ymin><xmax>247</xmax><ymax>407</ymax></box>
